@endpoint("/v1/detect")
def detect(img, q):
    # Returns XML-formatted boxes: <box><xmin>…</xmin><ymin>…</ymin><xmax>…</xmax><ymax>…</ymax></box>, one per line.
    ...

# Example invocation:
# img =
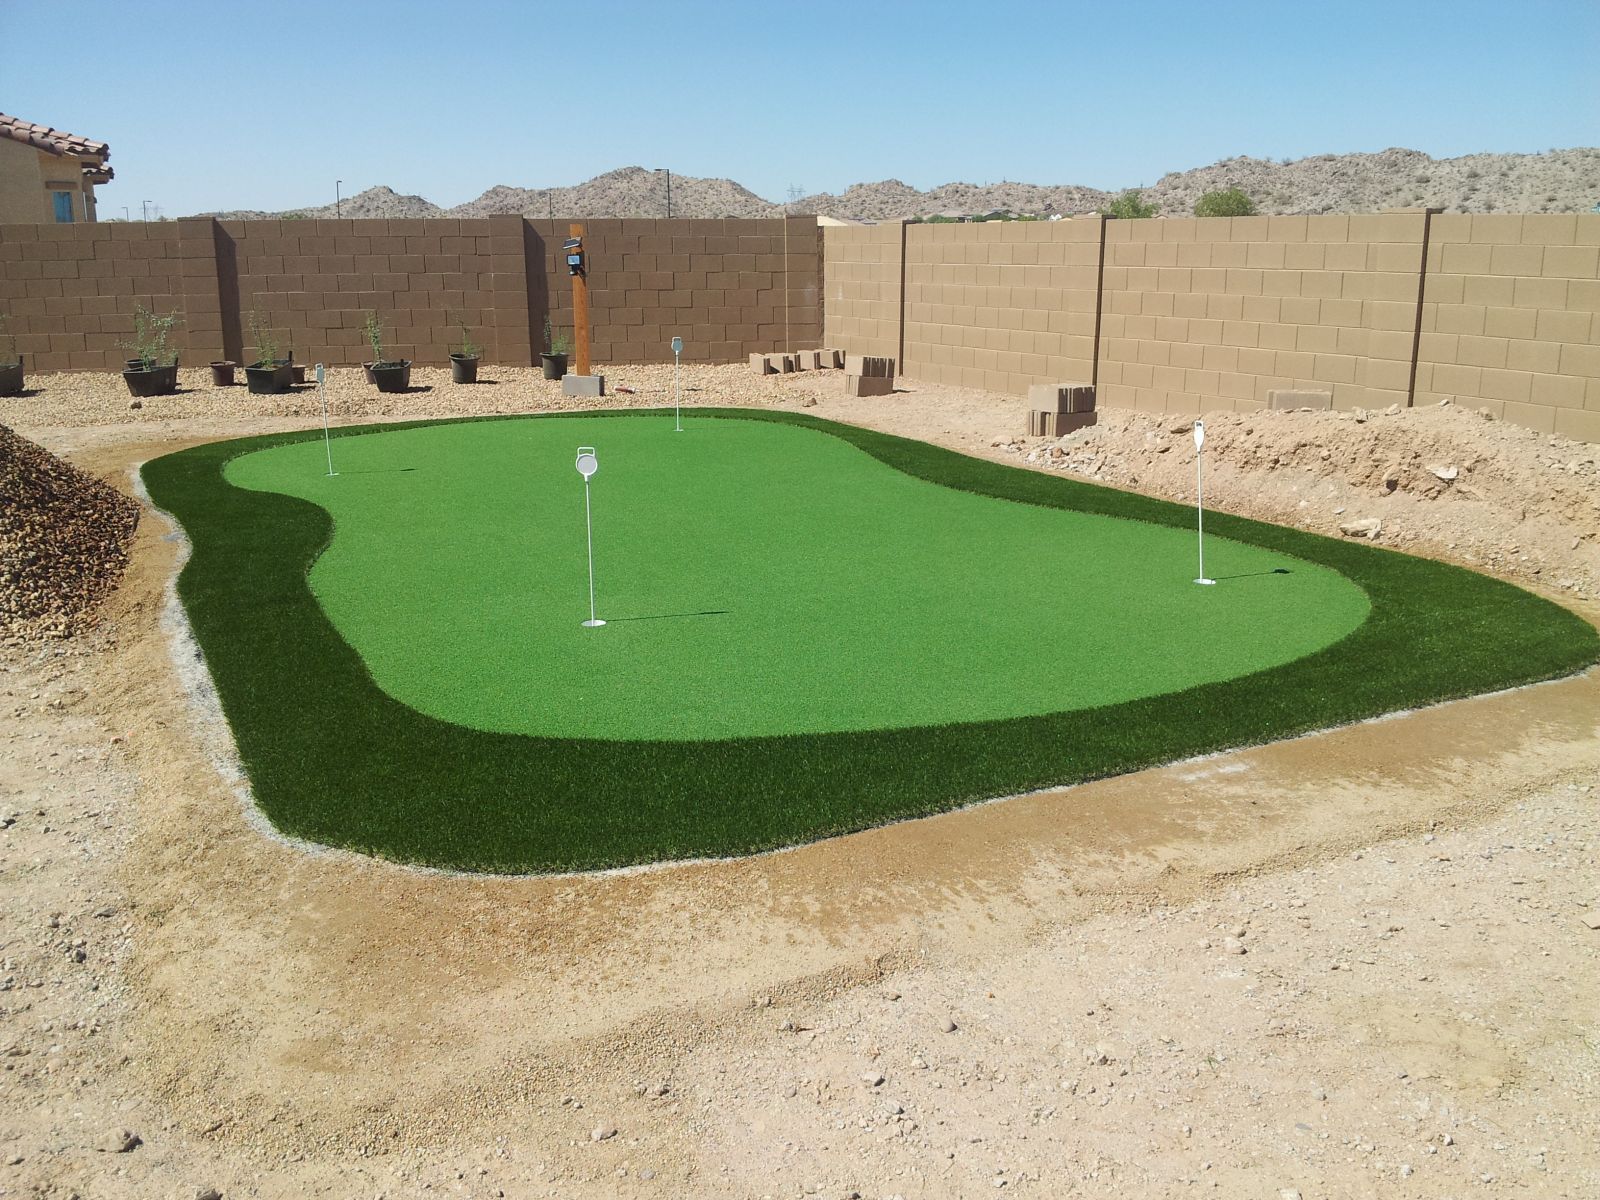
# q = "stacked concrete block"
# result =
<box><xmin>818</xmin><ymin>348</ymin><xmax>844</xmax><ymax>368</ymax></box>
<box><xmin>1027</xmin><ymin>383</ymin><xmax>1097</xmax><ymax>414</ymax></box>
<box><xmin>749</xmin><ymin>351</ymin><xmax>775</xmax><ymax>375</ymax></box>
<box><xmin>793</xmin><ymin>349</ymin><xmax>821</xmax><ymax>370</ymax></box>
<box><xmin>1027</xmin><ymin>410</ymin><xmax>1097</xmax><ymax>437</ymax></box>
<box><xmin>842</xmin><ymin>354</ymin><xmax>896</xmax><ymax>397</ymax></box>
<box><xmin>1267</xmin><ymin>388</ymin><xmax>1333</xmax><ymax>410</ymax></box>
<box><xmin>1025</xmin><ymin>381</ymin><xmax>1097</xmax><ymax>436</ymax></box>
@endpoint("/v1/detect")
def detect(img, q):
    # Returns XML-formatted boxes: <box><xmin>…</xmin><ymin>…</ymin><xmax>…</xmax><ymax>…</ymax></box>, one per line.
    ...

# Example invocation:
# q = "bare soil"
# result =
<box><xmin>1</xmin><ymin>364</ymin><xmax>1596</xmax><ymax>1200</ymax></box>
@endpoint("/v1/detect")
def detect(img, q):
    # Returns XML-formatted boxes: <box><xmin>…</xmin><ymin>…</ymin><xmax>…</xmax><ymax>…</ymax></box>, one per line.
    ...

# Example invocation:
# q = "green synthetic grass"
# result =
<box><xmin>142</xmin><ymin>409</ymin><xmax>1600</xmax><ymax>874</ymax></box>
<box><xmin>222</xmin><ymin>417</ymin><xmax>1369</xmax><ymax>740</ymax></box>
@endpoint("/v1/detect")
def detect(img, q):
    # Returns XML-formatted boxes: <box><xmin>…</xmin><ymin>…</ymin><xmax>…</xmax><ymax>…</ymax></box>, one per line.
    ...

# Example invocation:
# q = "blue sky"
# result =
<box><xmin>6</xmin><ymin>0</ymin><xmax>1596</xmax><ymax>215</ymax></box>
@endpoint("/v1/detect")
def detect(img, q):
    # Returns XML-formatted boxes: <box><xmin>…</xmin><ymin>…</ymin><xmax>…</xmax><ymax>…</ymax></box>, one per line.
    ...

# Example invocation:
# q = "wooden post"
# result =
<box><xmin>570</xmin><ymin>222</ymin><xmax>591</xmax><ymax>377</ymax></box>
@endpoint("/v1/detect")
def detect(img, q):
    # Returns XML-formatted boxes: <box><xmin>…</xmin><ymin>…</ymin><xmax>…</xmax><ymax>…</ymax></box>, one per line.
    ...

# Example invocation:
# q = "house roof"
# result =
<box><xmin>0</xmin><ymin>112</ymin><xmax>110</xmax><ymax>162</ymax></box>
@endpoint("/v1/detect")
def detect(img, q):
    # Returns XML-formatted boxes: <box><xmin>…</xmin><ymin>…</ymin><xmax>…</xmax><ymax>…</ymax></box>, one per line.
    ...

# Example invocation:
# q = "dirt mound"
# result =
<box><xmin>1</xmin><ymin>423</ymin><xmax>139</xmax><ymax>638</ymax></box>
<box><xmin>1005</xmin><ymin>400</ymin><xmax>1600</xmax><ymax>599</ymax></box>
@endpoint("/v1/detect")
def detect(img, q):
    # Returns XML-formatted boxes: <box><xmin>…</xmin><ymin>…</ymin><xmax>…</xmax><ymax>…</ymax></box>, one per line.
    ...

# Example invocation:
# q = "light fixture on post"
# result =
<box><xmin>671</xmin><ymin>335</ymin><xmax>683</xmax><ymax>431</ymax></box>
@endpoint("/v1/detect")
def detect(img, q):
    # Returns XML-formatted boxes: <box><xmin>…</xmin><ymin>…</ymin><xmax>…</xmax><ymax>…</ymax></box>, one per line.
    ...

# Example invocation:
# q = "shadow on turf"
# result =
<box><xmin>1211</xmin><ymin>567</ymin><xmax>1293</xmax><ymax>581</ymax></box>
<box><xmin>606</xmin><ymin>609</ymin><xmax>731</xmax><ymax>623</ymax></box>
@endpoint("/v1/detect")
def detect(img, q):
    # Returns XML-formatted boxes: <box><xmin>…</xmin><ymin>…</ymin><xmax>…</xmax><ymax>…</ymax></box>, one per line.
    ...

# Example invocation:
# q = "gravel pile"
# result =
<box><xmin>1</xmin><ymin>423</ymin><xmax>139</xmax><ymax>640</ymax></box>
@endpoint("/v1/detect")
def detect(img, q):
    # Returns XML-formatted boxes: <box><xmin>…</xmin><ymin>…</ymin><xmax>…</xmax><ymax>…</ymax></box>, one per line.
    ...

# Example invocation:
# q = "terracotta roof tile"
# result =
<box><xmin>0</xmin><ymin>112</ymin><xmax>110</xmax><ymax>161</ymax></box>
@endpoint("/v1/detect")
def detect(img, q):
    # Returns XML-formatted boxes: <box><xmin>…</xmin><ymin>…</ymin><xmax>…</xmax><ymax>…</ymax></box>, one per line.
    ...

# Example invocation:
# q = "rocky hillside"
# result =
<box><xmin>795</xmin><ymin>148</ymin><xmax>1600</xmax><ymax>220</ymax></box>
<box><xmin>194</xmin><ymin>147</ymin><xmax>1600</xmax><ymax>222</ymax></box>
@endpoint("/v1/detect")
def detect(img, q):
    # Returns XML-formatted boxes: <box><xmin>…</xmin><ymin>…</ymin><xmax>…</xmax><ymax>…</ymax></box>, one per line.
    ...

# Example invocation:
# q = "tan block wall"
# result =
<box><xmin>0</xmin><ymin>220</ymin><xmax>214</xmax><ymax>370</ymax></box>
<box><xmin>1099</xmin><ymin>213</ymin><xmax>1426</xmax><ymax>414</ymax></box>
<box><xmin>0</xmin><ymin>216</ymin><xmax>822</xmax><ymax>372</ymax></box>
<box><xmin>821</xmin><ymin>212</ymin><xmax>1600</xmax><ymax>441</ymax></box>
<box><xmin>1416</xmin><ymin>214</ymin><xmax>1600</xmax><ymax>442</ymax></box>
<box><xmin>906</xmin><ymin>219</ymin><xmax>1101</xmax><ymax>392</ymax></box>
<box><xmin>822</xmin><ymin>223</ymin><xmax>902</xmax><ymax>358</ymax></box>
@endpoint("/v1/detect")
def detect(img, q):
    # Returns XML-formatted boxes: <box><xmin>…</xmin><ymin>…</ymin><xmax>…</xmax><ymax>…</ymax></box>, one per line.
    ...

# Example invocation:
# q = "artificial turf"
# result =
<box><xmin>222</xmin><ymin>417</ymin><xmax>1370</xmax><ymax>740</ymax></box>
<box><xmin>142</xmin><ymin>408</ymin><xmax>1600</xmax><ymax>874</ymax></box>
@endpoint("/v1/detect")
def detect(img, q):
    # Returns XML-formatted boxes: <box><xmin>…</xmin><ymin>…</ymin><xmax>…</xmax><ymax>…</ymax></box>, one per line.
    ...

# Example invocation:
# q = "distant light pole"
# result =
<box><xmin>336</xmin><ymin>180</ymin><xmax>343</xmax><ymax>218</ymax></box>
<box><xmin>654</xmin><ymin>168</ymin><xmax>672</xmax><ymax>218</ymax></box>
<box><xmin>141</xmin><ymin>200</ymin><xmax>151</xmax><ymax>223</ymax></box>
<box><xmin>546</xmin><ymin>189</ymin><xmax>553</xmax><ymax>220</ymax></box>
<box><xmin>121</xmin><ymin>206</ymin><xmax>130</xmax><ymax>222</ymax></box>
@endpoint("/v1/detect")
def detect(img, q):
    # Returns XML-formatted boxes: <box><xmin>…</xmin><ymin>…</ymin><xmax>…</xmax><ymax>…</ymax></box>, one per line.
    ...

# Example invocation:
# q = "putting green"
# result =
<box><xmin>223</xmin><ymin>414</ymin><xmax>1369</xmax><ymax>740</ymax></box>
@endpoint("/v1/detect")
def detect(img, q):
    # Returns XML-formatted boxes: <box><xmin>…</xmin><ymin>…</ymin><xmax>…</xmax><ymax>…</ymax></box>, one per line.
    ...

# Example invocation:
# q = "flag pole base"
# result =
<box><xmin>582</xmin><ymin>619</ymin><xmax>606</xmax><ymax>628</ymax></box>
<box><xmin>1194</xmin><ymin>577</ymin><xmax>1216</xmax><ymax>586</ymax></box>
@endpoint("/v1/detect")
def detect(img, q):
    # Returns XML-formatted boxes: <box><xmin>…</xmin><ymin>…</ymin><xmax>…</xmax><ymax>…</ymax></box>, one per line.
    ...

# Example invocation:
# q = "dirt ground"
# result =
<box><xmin>2</xmin><ymin>363</ymin><xmax>1597</xmax><ymax>1200</ymax></box>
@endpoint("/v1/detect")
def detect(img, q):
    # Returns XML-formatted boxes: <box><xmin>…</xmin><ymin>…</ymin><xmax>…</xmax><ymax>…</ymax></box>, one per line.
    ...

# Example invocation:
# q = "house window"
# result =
<box><xmin>52</xmin><ymin>191</ymin><xmax>75</xmax><ymax>223</ymax></box>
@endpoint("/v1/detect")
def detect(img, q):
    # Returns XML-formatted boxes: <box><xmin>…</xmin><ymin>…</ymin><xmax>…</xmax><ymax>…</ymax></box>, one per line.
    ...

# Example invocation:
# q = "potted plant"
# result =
<box><xmin>0</xmin><ymin>311</ymin><xmax>23</xmax><ymax>397</ymax></box>
<box><xmin>450</xmin><ymin>314</ymin><xmax>480</xmax><ymax>384</ymax></box>
<box><xmin>541</xmin><ymin>317</ymin><xmax>569</xmax><ymax>380</ymax></box>
<box><xmin>244</xmin><ymin>308</ymin><xmax>293</xmax><ymax>394</ymax></box>
<box><xmin>119</xmin><ymin>304</ymin><xmax>182</xmax><ymax>398</ymax></box>
<box><xmin>210</xmin><ymin>360</ymin><xmax>237</xmax><ymax>386</ymax></box>
<box><xmin>363</xmin><ymin>310</ymin><xmax>411</xmax><ymax>393</ymax></box>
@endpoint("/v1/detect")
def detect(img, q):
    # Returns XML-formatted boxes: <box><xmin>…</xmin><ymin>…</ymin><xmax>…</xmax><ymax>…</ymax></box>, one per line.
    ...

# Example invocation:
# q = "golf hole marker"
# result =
<box><xmin>671</xmin><ymin>335</ymin><xmax>684</xmax><ymax>432</ymax></box>
<box><xmin>575</xmin><ymin>446</ymin><xmax>605</xmax><ymax>628</ymax></box>
<box><xmin>1193</xmin><ymin>419</ymin><xmax>1214</xmax><ymax>586</ymax></box>
<box><xmin>317</xmin><ymin>363</ymin><xmax>337</xmax><ymax>477</ymax></box>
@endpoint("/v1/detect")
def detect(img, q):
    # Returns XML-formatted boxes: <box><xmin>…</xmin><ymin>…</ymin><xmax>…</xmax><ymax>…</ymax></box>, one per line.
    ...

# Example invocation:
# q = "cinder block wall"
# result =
<box><xmin>822</xmin><ymin>224</ymin><xmax>903</xmax><ymax>358</ymax></box>
<box><xmin>1099</xmin><ymin>213</ymin><xmax>1425</xmax><ymax>413</ymax></box>
<box><xmin>1415</xmin><ymin>214</ymin><xmax>1600</xmax><ymax>441</ymax></box>
<box><xmin>906</xmin><ymin>219</ymin><xmax>1101</xmax><ymax>393</ymax></box>
<box><xmin>822</xmin><ymin>213</ymin><xmax>1600</xmax><ymax>440</ymax></box>
<box><xmin>0</xmin><ymin>216</ymin><xmax>822</xmax><ymax>372</ymax></box>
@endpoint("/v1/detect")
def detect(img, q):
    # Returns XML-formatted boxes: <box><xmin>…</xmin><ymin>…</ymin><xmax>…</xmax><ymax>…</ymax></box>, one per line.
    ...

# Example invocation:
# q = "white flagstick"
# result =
<box><xmin>1193</xmin><ymin>418</ymin><xmax>1214</xmax><ymax>586</ymax></box>
<box><xmin>671</xmin><ymin>335</ymin><xmax>683</xmax><ymax>431</ymax></box>
<box><xmin>317</xmin><ymin>363</ymin><xmax>337</xmax><ymax>477</ymax></box>
<box><xmin>576</xmin><ymin>447</ymin><xmax>604</xmax><ymax>627</ymax></box>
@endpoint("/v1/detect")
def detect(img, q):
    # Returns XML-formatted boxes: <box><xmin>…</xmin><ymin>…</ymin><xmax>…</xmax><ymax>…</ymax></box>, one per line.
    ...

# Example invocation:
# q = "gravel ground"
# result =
<box><xmin>1</xmin><ymin>362</ymin><xmax>1597</xmax><ymax>1199</ymax></box>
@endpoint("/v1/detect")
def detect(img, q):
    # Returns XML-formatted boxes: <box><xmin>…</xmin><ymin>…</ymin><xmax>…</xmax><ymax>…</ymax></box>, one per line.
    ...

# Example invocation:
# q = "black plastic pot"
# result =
<box><xmin>450</xmin><ymin>354</ymin><xmax>480</xmax><ymax>384</ymax></box>
<box><xmin>210</xmin><ymin>361</ymin><xmax>237</xmax><ymax>386</ymax></box>
<box><xmin>122</xmin><ymin>361</ymin><xmax>179</xmax><ymax>398</ymax></box>
<box><xmin>291</xmin><ymin>364</ymin><xmax>307</xmax><ymax>385</ymax></box>
<box><xmin>245</xmin><ymin>362</ymin><xmax>293</xmax><ymax>394</ymax></box>
<box><xmin>0</xmin><ymin>358</ymin><xmax>22</xmax><ymax>397</ymax></box>
<box><xmin>370</xmin><ymin>360</ymin><xmax>412</xmax><ymax>393</ymax></box>
<box><xmin>541</xmin><ymin>353</ymin><xmax>567</xmax><ymax>381</ymax></box>
<box><xmin>125</xmin><ymin>358</ymin><xmax>144</xmax><ymax>372</ymax></box>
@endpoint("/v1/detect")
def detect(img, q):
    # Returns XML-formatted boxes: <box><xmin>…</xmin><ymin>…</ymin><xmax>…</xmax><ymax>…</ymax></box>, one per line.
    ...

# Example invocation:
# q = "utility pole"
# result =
<box><xmin>141</xmin><ymin>200</ymin><xmax>151</xmax><ymax>223</ymax></box>
<box><xmin>655</xmin><ymin>168</ymin><xmax>672</xmax><ymax>217</ymax></box>
<box><xmin>336</xmin><ymin>180</ymin><xmax>343</xmax><ymax>218</ymax></box>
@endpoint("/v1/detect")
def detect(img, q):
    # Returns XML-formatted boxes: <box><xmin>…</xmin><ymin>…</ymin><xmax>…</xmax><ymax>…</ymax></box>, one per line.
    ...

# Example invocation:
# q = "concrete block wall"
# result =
<box><xmin>905</xmin><ymin>218</ymin><xmax>1101</xmax><ymax>393</ymax></box>
<box><xmin>1415</xmin><ymin>214</ymin><xmax>1600</xmax><ymax>441</ymax></box>
<box><xmin>822</xmin><ymin>223</ymin><xmax>903</xmax><ymax>358</ymax></box>
<box><xmin>1098</xmin><ymin>213</ymin><xmax>1426</xmax><ymax>414</ymax></box>
<box><xmin>0</xmin><ymin>220</ymin><xmax>203</xmax><ymax>369</ymax></box>
<box><xmin>0</xmin><ymin>216</ymin><xmax>823</xmax><ymax>372</ymax></box>
<box><xmin>823</xmin><ymin>213</ymin><xmax>1600</xmax><ymax>441</ymax></box>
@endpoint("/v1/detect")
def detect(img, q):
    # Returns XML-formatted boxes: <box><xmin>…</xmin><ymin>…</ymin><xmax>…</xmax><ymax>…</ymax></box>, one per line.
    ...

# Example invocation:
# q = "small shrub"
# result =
<box><xmin>1193</xmin><ymin>187</ymin><xmax>1257</xmax><ymax>217</ymax></box>
<box><xmin>120</xmin><ymin>303</ymin><xmax>182</xmax><ymax>369</ymax></box>
<box><xmin>1105</xmin><ymin>190</ymin><xmax>1159</xmax><ymax>219</ymax></box>
<box><xmin>363</xmin><ymin>310</ymin><xmax>388</xmax><ymax>366</ymax></box>
<box><xmin>0</xmin><ymin>311</ymin><xmax>18</xmax><ymax>367</ymax></box>
<box><xmin>246</xmin><ymin>306</ymin><xmax>282</xmax><ymax>367</ymax></box>
<box><xmin>452</xmin><ymin>313</ymin><xmax>480</xmax><ymax>359</ymax></box>
<box><xmin>543</xmin><ymin>316</ymin><xmax>571</xmax><ymax>357</ymax></box>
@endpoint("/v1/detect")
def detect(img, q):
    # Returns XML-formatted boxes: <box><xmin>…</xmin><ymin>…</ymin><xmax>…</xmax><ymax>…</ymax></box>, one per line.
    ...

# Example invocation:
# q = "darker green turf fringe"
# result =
<box><xmin>141</xmin><ymin>409</ymin><xmax>1600</xmax><ymax>874</ymax></box>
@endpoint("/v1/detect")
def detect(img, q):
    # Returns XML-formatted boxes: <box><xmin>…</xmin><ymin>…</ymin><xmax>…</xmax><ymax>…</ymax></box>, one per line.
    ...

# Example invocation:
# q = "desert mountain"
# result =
<box><xmin>194</xmin><ymin>148</ymin><xmax>1600</xmax><ymax>223</ymax></box>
